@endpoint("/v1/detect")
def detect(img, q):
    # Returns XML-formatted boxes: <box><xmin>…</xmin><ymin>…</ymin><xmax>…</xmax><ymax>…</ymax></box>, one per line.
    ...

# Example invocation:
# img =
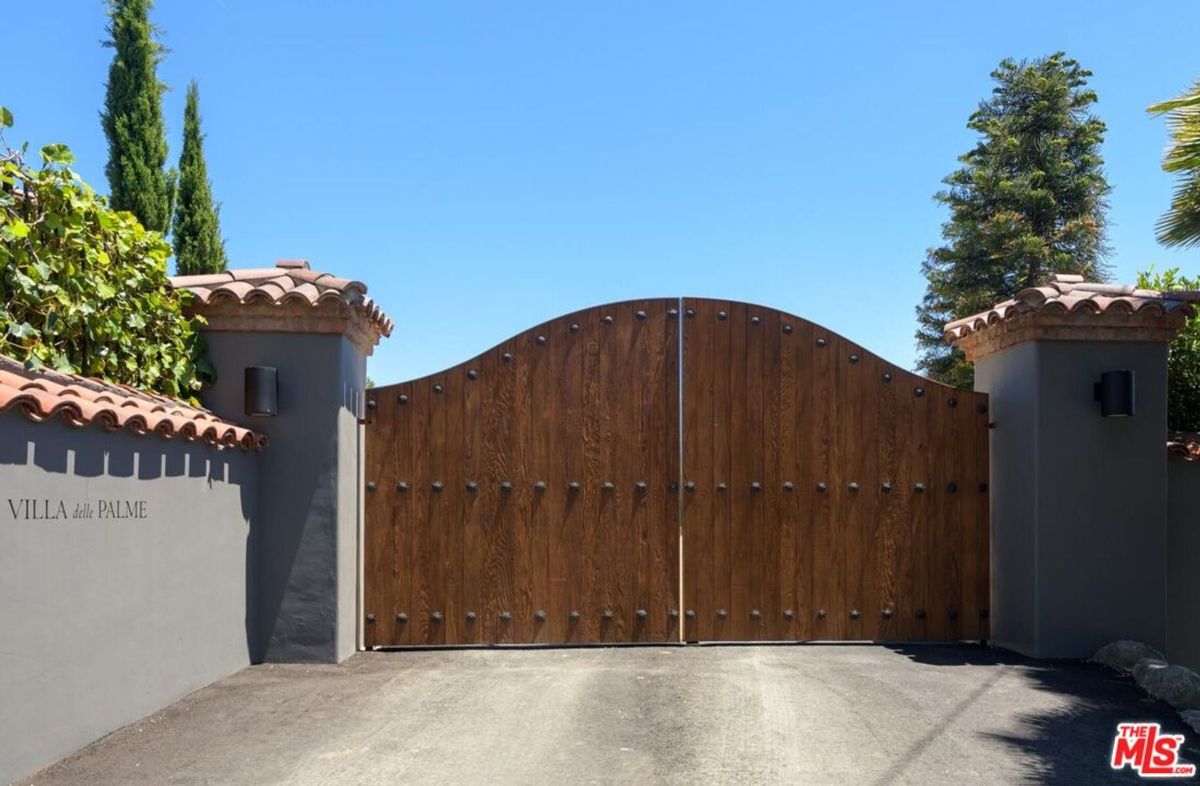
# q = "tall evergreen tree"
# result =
<box><xmin>101</xmin><ymin>0</ymin><xmax>175</xmax><ymax>234</ymax></box>
<box><xmin>916</xmin><ymin>52</ymin><xmax>1111</xmax><ymax>388</ymax></box>
<box><xmin>173</xmin><ymin>81</ymin><xmax>227</xmax><ymax>274</ymax></box>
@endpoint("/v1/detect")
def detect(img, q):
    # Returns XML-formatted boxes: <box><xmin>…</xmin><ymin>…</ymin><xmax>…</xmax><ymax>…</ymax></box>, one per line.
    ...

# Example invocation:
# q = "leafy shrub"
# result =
<box><xmin>1138</xmin><ymin>266</ymin><xmax>1200</xmax><ymax>432</ymax></box>
<box><xmin>0</xmin><ymin>108</ymin><xmax>212</xmax><ymax>400</ymax></box>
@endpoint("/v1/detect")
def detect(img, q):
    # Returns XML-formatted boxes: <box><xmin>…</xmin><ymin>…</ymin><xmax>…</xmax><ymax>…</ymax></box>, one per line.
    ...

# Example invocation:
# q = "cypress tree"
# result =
<box><xmin>101</xmin><ymin>0</ymin><xmax>175</xmax><ymax>234</ymax></box>
<box><xmin>915</xmin><ymin>52</ymin><xmax>1111</xmax><ymax>388</ymax></box>
<box><xmin>173</xmin><ymin>81</ymin><xmax>227</xmax><ymax>274</ymax></box>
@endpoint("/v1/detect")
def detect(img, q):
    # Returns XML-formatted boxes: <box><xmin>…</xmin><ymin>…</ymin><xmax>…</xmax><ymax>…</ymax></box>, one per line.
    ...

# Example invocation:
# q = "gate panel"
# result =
<box><xmin>364</xmin><ymin>299</ymin><xmax>681</xmax><ymax>645</ymax></box>
<box><xmin>681</xmin><ymin>298</ymin><xmax>989</xmax><ymax>642</ymax></box>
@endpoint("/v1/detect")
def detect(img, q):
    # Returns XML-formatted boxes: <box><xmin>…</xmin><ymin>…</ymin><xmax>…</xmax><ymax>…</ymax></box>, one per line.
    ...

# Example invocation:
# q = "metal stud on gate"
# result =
<box><xmin>849</xmin><ymin>354</ymin><xmax>859</xmax><ymax>364</ymax></box>
<box><xmin>816</xmin><ymin>482</ymin><xmax>827</xmax><ymax>492</ymax></box>
<box><xmin>717</xmin><ymin>609</ymin><xmax>728</xmax><ymax>619</ymax></box>
<box><xmin>915</xmin><ymin>609</ymin><xmax>927</xmax><ymax>619</ymax></box>
<box><xmin>817</xmin><ymin>608</ymin><xmax>827</xmax><ymax>619</ymax></box>
<box><xmin>534</xmin><ymin>481</ymin><xmax>547</xmax><ymax>492</ymax></box>
<box><xmin>948</xmin><ymin>610</ymin><xmax>959</xmax><ymax>621</ymax></box>
<box><xmin>669</xmin><ymin>609</ymin><xmax>680</xmax><ymax>619</ymax></box>
<box><xmin>432</xmin><ymin>611</ymin><xmax>443</xmax><ymax>623</ymax></box>
<box><xmin>432</xmin><ymin>481</ymin><xmax>444</xmax><ymax>492</ymax></box>
<box><xmin>367</xmin><ymin>399</ymin><xmax>377</xmax><ymax>410</ymax></box>
<box><xmin>850</xmin><ymin>609</ymin><xmax>862</xmax><ymax>619</ymax></box>
<box><xmin>569</xmin><ymin>481</ymin><xmax>582</xmax><ymax>493</ymax></box>
<box><xmin>500</xmin><ymin>611</ymin><xmax>512</xmax><ymax>622</ymax></box>
<box><xmin>685</xmin><ymin>609</ymin><xmax>696</xmax><ymax>619</ymax></box>
<box><xmin>397</xmin><ymin>482</ymin><xmax>409</xmax><ymax>492</ymax></box>
<box><xmin>914</xmin><ymin>387</ymin><xmax>925</xmax><ymax>397</ymax></box>
<box><xmin>367</xmin><ymin>481</ymin><xmax>377</xmax><ymax>492</ymax></box>
<box><xmin>636</xmin><ymin>481</ymin><xmax>648</xmax><ymax>492</ymax></box>
<box><xmin>684</xmin><ymin>481</ymin><xmax>696</xmax><ymax>492</ymax></box>
<box><xmin>750</xmin><ymin>482</ymin><xmax>762</xmax><ymax>492</ymax></box>
<box><xmin>782</xmin><ymin>323</ymin><xmax>793</xmax><ymax>334</ymax></box>
<box><xmin>882</xmin><ymin>607</ymin><xmax>895</xmax><ymax>619</ymax></box>
<box><xmin>636</xmin><ymin>609</ymin><xmax>648</xmax><ymax>620</ymax></box>
<box><xmin>847</xmin><ymin>482</ymin><xmax>859</xmax><ymax>491</ymax></box>
<box><xmin>502</xmin><ymin>352</ymin><xmax>513</xmax><ymax>362</ymax></box>
<box><xmin>398</xmin><ymin>394</ymin><xmax>409</xmax><ymax>405</ymax></box>
<box><xmin>433</xmin><ymin>384</ymin><xmax>444</xmax><ymax>394</ymax></box>
<box><xmin>816</xmin><ymin>337</ymin><xmax>827</xmax><ymax>347</ymax></box>
<box><xmin>977</xmin><ymin>403</ymin><xmax>988</xmax><ymax>415</ymax></box>
<box><xmin>750</xmin><ymin>609</ymin><xmax>761</xmax><ymax>620</ymax></box>
<box><xmin>635</xmin><ymin>310</ymin><xmax>647</xmax><ymax>320</ymax></box>
<box><xmin>717</xmin><ymin>310</ymin><xmax>728</xmax><ymax>321</ymax></box>
<box><xmin>914</xmin><ymin>482</ymin><xmax>927</xmax><ymax>493</ymax></box>
<box><xmin>667</xmin><ymin>308</ymin><xmax>679</xmax><ymax>319</ymax></box>
<box><xmin>946</xmin><ymin>482</ymin><xmax>958</xmax><ymax>494</ymax></box>
<box><xmin>536</xmin><ymin>335</ymin><xmax>547</xmax><ymax>345</ymax></box>
<box><xmin>685</xmin><ymin>308</ymin><xmax>695</xmax><ymax>318</ymax></box>
<box><xmin>535</xmin><ymin>610</ymin><xmax>547</xmax><ymax>622</ymax></box>
<box><xmin>716</xmin><ymin>482</ymin><xmax>728</xmax><ymax>491</ymax></box>
<box><xmin>881</xmin><ymin>482</ymin><xmax>893</xmax><ymax>493</ymax></box>
<box><xmin>979</xmin><ymin>482</ymin><xmax>989</xmax><ymax>493</ymax></box>
<box><xmin>783</xmin><ymin>481</ymin><xmax>795</xmax><ymax>492</ymax></box>
<box><xmin>467</xmin><ymin>369</ymin><xmax>479</xmax><ymax>380</ymax></box>
<box><xmin>783</xmin><ymin>609</ymin><xmax>795</xmax><ymax>620</ymax></box>
<box><xmin>751</xmin><ymin>316</ymin><xmax>761</xmax><ymax>326</ymax></box>
<box><xmin>366</xmin><ymin>613</ymin><xmax>376</xmax><ymax>624</ymax></box>
<box><xmin>397</xmin><ymin>612</ymin><xmax>408</xmax><ymax>623</ymax></box>
<box><xmin>882</xmin><ymin>372</ymin><xmax>892</xmax><ymax>382</ymax></box>
<box><xmin>602</xmin><ymin>610</ymin><xmax>614</xmax><ymax>621</ymax></box>
<box><xmin>569</xmin><ymin>610</ymin><xmax>581</xmax><ymax>621</ymax></box>
<box><xmin>466</xmin><ymin>612</ymin><xmax>477</xmax><ymax>623</ymax></box>
<box><xmin>500</xmin><ymin>481</ymin><xmax>513</xmax><ymax>493</ymax></box>
<box><xmin>603</xmin><ymin>315</ymin><xmax>614</xmax><ymax>325</ymax></box>
<box><xmin>602</xmin><ymin>481</ymin><xmax>615</xmax><ymax>491</ymax></box>
<box><xmin>947</xmin><ymin>397</ymin><xmax>958</xmax><ymax>408</ymax></box>
<box><xmin>570</xmin><ymin>323</ymin><xmax>581</xmax><ymax>333</ymax></box>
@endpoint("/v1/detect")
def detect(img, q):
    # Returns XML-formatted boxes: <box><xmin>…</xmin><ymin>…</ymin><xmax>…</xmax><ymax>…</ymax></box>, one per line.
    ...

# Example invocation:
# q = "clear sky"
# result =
<box><xmin>7</xmin><ymin>1</ymin><xmax>1199</xmax><ymax>383</ymax></box>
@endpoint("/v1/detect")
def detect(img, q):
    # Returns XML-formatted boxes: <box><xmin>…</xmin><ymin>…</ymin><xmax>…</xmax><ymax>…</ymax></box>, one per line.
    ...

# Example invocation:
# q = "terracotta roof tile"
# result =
<box><xmin>0</xmin><ymin>355</ymin><xmax>266</xmax><ymax>451</ymax></box>
<box><xmin>171</xmin><ymin>260</ymin><xmax>394</xmax><ymax>341</ymax></box>
<box><xmin>945</xmin><ymin>274</ymin><xmax>1200</xmax><ymax>342</ymax></box>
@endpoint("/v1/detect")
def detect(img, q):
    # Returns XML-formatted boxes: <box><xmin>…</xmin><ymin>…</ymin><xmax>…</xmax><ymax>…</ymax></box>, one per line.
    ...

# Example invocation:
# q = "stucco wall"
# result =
<box><xmin>976</xmin><ymin>339</ymin><xmax>1169</xmax><ymax>658</ymax></box>
<box><xmin>0</xmin><ymin>415</ymin><xmax>258</xmax><ymax>784</ymax></box>
<box><xmin>200</xmin><ymin>331</ymin><xmax>364</xmax><ymax>663</ymax></box>
<box><xmin>1168</xmin><ymin>456</ymin><xmax>1200</xmax><ymax>673</ymax></box>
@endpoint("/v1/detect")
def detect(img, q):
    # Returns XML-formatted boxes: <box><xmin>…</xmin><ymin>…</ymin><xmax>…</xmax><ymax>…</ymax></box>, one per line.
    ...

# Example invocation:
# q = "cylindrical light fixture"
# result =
<box><xmin>244</xmin><ymin>366</ymin><xmax>278</xmax><ymax>417</ymax></box>
<box><xmin>1094</xmin><ymin>370</ymin><xmax>1135</xmax><ymax>417</ymax></box>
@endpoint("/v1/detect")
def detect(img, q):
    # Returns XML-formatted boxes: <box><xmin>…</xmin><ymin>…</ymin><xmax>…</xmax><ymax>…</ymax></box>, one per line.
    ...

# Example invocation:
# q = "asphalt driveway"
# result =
<box><xmin>18</xmin><ymin>644</ymin><xmax>1199</xmax><ymax>785</ymax></box>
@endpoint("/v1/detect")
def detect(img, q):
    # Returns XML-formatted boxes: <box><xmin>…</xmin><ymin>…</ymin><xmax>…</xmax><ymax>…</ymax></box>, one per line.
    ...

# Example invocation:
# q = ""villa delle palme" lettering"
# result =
<box><xmin>5</xmin><ymin>498</ymin><xmax>148</xmax><ymax>521</ymax></box>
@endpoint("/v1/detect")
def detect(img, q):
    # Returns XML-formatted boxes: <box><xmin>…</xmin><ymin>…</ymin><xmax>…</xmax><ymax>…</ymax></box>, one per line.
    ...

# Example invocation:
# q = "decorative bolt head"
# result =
<box><xmin>467</xmin><ymin>369</ymin><xmax>479</xmax><ymax>380</ymax></box>
<box><xmin>978</xmin><ymin>402</ymin><xmax>988</xmax><ymax>415</ymax></box>
<box><xmin>850</xmin><ymin>609</ymin><xmax>862</xmax><ymax>619</ymax></box>
<box><xmin>398</xmin><ymin>394</ymin><xmax>409</xmax><ymax>405</ymax></box>
<box><xmin>914</xmin><ymin>387</ymin><xmax>925</xmax><ymax>397</ymax></box>
<box><xmin>914</xmin><ymin>482</ymin><xmax>927</xmax><ymax>493</ymax></box>
<box><xmin>635</xmin><ymin>481</ymin><xmax>648</xmax><ymax>492</ymax></box>
<box><xmin>466</xmin><ymin>481</ymin><xmax>478</xmax><ymax>492</ymax></box>
<box><xmin>882</xmin><ymin>372</ymin><xmax>892</xmax><ymax>382</ymax></box>
<box><xmin>570</xmin><ymin>323</ymin><xmax>581</xmax><ymax>333</ymax></box>
<box><xmin>636</xmin><ymin>609</ymin><xmax>648</xmax><ymax>619</ymax></box>
<box><xmin>500</xmin><ymin>481</ymin><xmax>513</xmax><ymax>492</ymax></box>
<box><xmin>536</xmin><ymin>335</ymin><xmax>547</xmax><ymax>345</ymax></box>
<box><xmin>432</xmin><ymin>481</ymin><xmax>444</xmax><ymax>492</ymax></box>
<box><xmin>847</xmin><ymin>482</ymin><xmax>859</xmax><ymax>491</ymax></box>
<box><xmin>534</xmin><ymin>481</ymin><xmax>547</xmax><ymax>491</ymax></box>
<box><xmin>782</xmin><ymin>323</ymin><xmax>793</xmax><ymax>334</ymax></box>
<box><xmin>783</xmin><ymin>609</ymin><xmax>795</xmax><ymax>620</ymax></box>
<box><xmin>534</xmin><ymin>610</ymin><xmax>546</xmax><ymax>621</ymax></box>
<box><xmin>684</xmin><ymin>481</ymin><xmax>696</xmax><ymax>492</ymax></box>
<box><xmin>397</xmin><ymin>612</ymin><xmax>408</xmax><ymax>623</ymax></box>
<box><xmin>881</xmin><ymin>482</ymin><xmax>892</xmax><ymax>493</ymax></box>
<box><xmin>501</xmin><ymin>352</ymin><xmax>513</xmax><ymax>362</ymax></box>
<box><xmin>717</xmin><ymin>310</ymin><xmax>728</xmax><ymax>321</ymax></box>
<box><xmin>948</xmin><ymin>609</ymin><xmax>959</xmax><ymax>621</ymax></box>
<box><xmin>717</xmin><ymin>608</ymin><xmax>728</xmax><ymax>618</ymax></box>
<box><xmin>500</xmin><ymin>611</ymin><xmax>512</xmax><ymax>621</ymax></box>
<box><xmin>635</xmin><ymin>310</ymin><xmax>647</xmax><ymax>320</ymax></box>
<box><xmin>979</xmin><ymin>482</ymin><xmax>989</xmax><ymax>493</ymax></box>
<box><xmin>751</xmin><ymin>316</ymin><xmax>761</xmax><ymax>326</ymax></box>
<box><xmin>946</xmin><ymin>482</ymin><xmax>958</xmax><ymax>494</ymax></box>
<box><xmin>602</xmin><ymin>481</ymin><xmax>615</xmax><ymax>491</ymax></box>
<box><xmin>816</xmin><ymin>337</ymin><xmax>827</xmax><ymax>347</ymax></box>
<box><xmin>602</xmin><ymin>610</ymin><xmax>614</xmax><ymax>620</ymax></box>
<box><xmin>817</xmin><ymin>608</ymin><xmax>828</xmax><ymax>619</ymax></box>
<box><xmin>431</xmin><ymin>611</ymin><xmax>443</xmax><ymax>622</ymax></box>
<box><xmin>685</xmin><ymin>308</ymin><xmax>696</xmax><ymax>318</ymax></box>
<box><xmin>947</xmin><ymin>397</ymin><xmax>958</xmax><ymax>408</ymax></box>
<box><xmin>669</xmin><ymin>609</ymin><xmax>679</xmax><ymax>618</ymax></box>
<box><xmin>667</xmin><ymin>308</ymin><xmax>679</xmax><ymax>319</ymax></box>
<box><xmin>602</xmin><ymin>315</ymin><xmax>614</xmax><ymax>325</ymax></box>
<box><xmin>750</xmin><ymin>482</ymin><xmax>762</xmax><ymax>492</ymax></box>
<box><xmin>569</xmin><ymin>610</ymin><xmax>581</xmax><ymax>621</ymax></box>
<box><xmin>816</xmin><ymin>482</ymin><xmax>827</xmax><ymax>492</ymax></box>
<box><xmin>568</xmin><ymin>481</ymin><xmax>582</xmax><ymax>492</ymax></box>
<box><xmin>367</xmin><ymin>481</ymin><xmax>377</xmax><ymax>492</ymax></box>
<box><xmin>882</xmin><ymin>607</ymin><xmax>895</xmax><ymax>619</ymax></box>
<box><xmin>750</xmin><ymin>609</ymin><xmax>761</xmax><ymax>620</ymax></box>
<box><xmin>433</xmin><ymin>383</ymin><xmax>444</xmax><ymax>394</ymax></box>
<box><xmin>466</xmin><ymin>611</ymin><xmax>477</xmax><ymax>623</ymax></box>
<box><xmin>367</xmin><ymin>399</ymin><xmax>377</xmax><ymax>410</ymax></box>
<box><xmin>366</xmin><ymin>613</ymin><xmax>376</xmax><ymax>623</ymax></box>
<box><xmin>396</xmin><ymin>482</ymin><xmax>409</xmax><ymax>492</ymax></box>
<box><xmin>849</xmin><ymin>354</ymin><xmax>859</xmax><ymax>363</ymax></box>
<box><xmin>980</xmin><ymin>609</ymin><xmax>990</xmax><ymax>619</ymax></box>
<box><xmin>716</xmin><ymin>482</ymin><xmax>728</xmax><ymax>491</ymax></box>
<box><xmin>783</xmin><ymin>481</ymin><xmax>795</xmax><ymax>492</ymax></box>
<box><xmin>915</xmin><ymin>609</ymin><xmax>927</xmax><ymax>619</ymax></box>
<box><xmin>685</xmin><ymin>609</ymin><xmax>696</xmax><ymax>619</ymax></box>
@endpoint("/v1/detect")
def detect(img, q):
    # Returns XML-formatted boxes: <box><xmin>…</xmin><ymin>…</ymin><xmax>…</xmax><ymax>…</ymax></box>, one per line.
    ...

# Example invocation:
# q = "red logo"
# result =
<box><xmin>1111</xmin><ymin>723</ymin><xmax>1196</xmax><ymax>778</ymax></box>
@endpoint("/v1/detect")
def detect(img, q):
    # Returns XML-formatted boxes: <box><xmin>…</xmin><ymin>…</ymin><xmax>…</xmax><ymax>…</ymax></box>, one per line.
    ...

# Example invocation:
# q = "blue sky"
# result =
<box><xmin>7</xmin><ymin>1</ymin><xmax>1199</xmax><ymax>382</ymax></box>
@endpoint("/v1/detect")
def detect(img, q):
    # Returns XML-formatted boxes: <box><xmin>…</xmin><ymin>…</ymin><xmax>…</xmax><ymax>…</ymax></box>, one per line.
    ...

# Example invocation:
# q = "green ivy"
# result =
<box><xmin>1</xmin><ymin>108</ymin><xmax>212</xmax><ymax>401</ymax></box>
<box><xmin>1137</xmin><ymin>266</ymin><xmax>1200</xmax><ymax>432</ymax></box>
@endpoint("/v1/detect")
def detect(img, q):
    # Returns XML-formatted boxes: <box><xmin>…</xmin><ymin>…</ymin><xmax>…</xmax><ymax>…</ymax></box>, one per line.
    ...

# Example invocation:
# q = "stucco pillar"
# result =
<box><xmin>946</xmin><ymin>274</ymin><xmax>1195</xmax><ymax>658</ymax></box>
<box><xmin>171</xmin><ymin>260</ymin><xmax>393</xmax><ymax>663</ymax></box>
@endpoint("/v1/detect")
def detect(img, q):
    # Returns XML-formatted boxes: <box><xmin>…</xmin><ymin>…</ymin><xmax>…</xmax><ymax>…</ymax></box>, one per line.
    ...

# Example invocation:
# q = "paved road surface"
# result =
<box><xmin>17</xmin><ymin>644</ymin><xmax>1198</xmax><ymax>785</ymax></box>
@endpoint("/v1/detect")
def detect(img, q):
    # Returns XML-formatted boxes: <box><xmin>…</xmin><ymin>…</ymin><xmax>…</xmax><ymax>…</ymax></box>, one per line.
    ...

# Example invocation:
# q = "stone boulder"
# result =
<box><xmin>1181</xmin><ymin>710</ymin><xmax>1200</xmax><ymax>735</ymax></box>
<box><xmin>1092</xmin><ymin>640</ymin><xmax>1166</xmax><ymax>673</ymax></box>
<box><xmin>1133</xmin><ymin>657</ymin><xmax>1169</xmax><ymax>684</ymax></box>
<box><xmin>1138</xmin><ymin>664</ymin><xmax>1200</xmax><ymax>711</ymax></box>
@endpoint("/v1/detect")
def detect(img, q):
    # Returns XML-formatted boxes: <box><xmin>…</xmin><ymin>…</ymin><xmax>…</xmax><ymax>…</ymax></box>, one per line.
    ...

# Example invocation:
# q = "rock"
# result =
<box><xmin>1138</xmin><ymin>664</ymin><xmax>1200</xmax><ymax>710</ymax></box>
<box><xmin>1181</xmin><ymin>710</ymin><xmax>1200</xmax><ymax>735</ymax></box>
<box><xmin>1133</xmin><ymin>658</ymin><xmax>1169</xmax><ymax>684</ymax></box>
<box><xmin>1092</xmin><ymin>640</ymin><xmax>1165</xmax><ymax>672</ymax></box>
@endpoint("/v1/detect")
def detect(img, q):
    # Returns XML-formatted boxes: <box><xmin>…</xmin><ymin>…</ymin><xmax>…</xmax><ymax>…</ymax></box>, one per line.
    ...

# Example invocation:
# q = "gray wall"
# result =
<box><xmin>1168</xmin><ymin>456</ymin><xmax>1200</xmax><ymax>672</ymax></box>
<box><xmin>976</xmin><ymin>339</ymin><xmax>1169</xmax><ymax>658</ymax></box>
<box><xmin>200</xmin><ymin>331</ymin><xmax>364</xmax><ymax>664</ymax></box>
<box><xmin>0</xmin><ymin>415</ymin><xmax>258</xmax><ymax>784</ymax></box>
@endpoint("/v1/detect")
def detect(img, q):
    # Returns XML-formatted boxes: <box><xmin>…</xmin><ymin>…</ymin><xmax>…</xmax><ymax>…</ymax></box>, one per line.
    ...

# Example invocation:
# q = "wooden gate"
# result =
<box><xmin>363</xmin><ymin>298</ymin><xmax>989</xmax><ymax>645</ymax></box>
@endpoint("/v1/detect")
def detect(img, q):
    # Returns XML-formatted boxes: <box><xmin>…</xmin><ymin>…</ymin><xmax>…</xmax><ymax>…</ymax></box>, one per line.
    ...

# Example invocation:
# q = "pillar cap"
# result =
<box><xmin>171</xmin><ymin>260</ymin><xmax>394</xmax><ymax>356</ymax></box>
<box><xmin>944</xmin><ymin>274</ymin><xmax>1199</xmax><ymax>362</ymax></box>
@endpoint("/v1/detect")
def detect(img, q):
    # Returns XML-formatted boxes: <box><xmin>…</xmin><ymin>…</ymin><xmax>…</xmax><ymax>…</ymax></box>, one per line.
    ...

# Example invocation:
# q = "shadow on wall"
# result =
<box><xmin>880</xmin><ymin>644</ymin><xmax>1200</xmax><ymax>784</ymax></box>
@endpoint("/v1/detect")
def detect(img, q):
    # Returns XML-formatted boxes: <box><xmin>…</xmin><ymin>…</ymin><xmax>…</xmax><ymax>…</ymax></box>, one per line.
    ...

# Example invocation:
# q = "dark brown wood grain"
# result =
<box><xmin>364</xmin><ymin>297</ymin><xmax>988</xmax><ymax>646</ymax></box>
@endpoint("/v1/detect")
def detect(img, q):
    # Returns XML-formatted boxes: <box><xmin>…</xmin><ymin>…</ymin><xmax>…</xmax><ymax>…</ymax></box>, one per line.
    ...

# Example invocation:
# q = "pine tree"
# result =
<box><xmin>915</xmin><ymin>52</ymin><xmax>1111</xmax><ymax>388</ymax></box>
<box><xmin>173</xmin><ymin>81</ymin><xmax>227</xmax><ymax>274</ymax></box>
<box><xmin>101</xmin><ymin>0</ymin><xmax>175</xmax><ymax>234</ymax></box>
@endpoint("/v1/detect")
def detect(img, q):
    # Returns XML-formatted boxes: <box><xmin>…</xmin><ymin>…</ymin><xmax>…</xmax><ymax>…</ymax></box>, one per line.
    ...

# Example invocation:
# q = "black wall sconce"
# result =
<box><xmin>245</xmin><ymin>366</ymin><xmax>278</xmax><ymax>417</ymax></box>
<box><xmin>1094</xmin><ymin>370</ymin><xmax>1135</xmax><ymax>417</ymax></box>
